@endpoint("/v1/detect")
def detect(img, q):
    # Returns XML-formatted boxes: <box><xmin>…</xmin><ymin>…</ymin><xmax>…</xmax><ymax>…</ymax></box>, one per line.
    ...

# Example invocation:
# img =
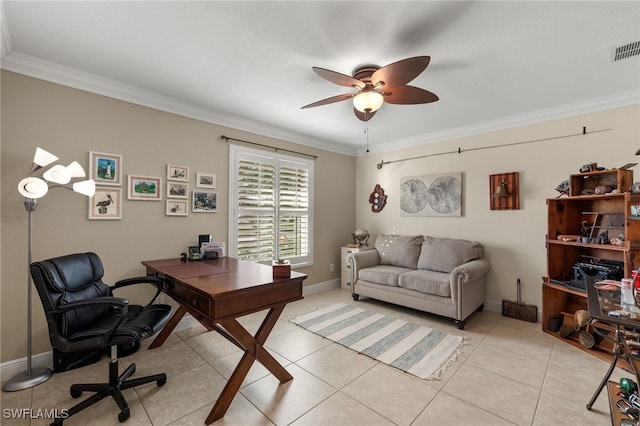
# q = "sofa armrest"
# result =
<box><xmin>349</xmin><ymin>250</ymin><xmax>380</xmax><ymax>288</ymax></box>
<box><xmin>450</xmin><ymin>259</ymin><xmax>490</xmax><ymax>286</ymax></box>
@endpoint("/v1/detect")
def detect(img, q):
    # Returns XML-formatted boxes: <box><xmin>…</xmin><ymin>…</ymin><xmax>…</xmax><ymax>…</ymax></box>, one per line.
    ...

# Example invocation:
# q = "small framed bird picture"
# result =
<box><xmin>89</xmin><ymin>187</ymin><xmax>122</xmax><ymax>220</ymax></box>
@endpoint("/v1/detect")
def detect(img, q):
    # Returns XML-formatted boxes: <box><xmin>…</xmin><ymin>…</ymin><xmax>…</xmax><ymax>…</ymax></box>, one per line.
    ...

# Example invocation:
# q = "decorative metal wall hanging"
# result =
<box><xmin>490</xmin><ymin>172</ymin><xmax>520</xmax><ymax>210</ymax></box>
<box><xmin>369</xmin><ymin>184</ymin><xmax>387</xmax><ymax>212</ymax></box>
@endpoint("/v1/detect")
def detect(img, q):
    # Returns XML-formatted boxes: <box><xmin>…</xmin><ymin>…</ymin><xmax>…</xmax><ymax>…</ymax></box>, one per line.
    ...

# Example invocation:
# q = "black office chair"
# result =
<box><xmin>30</xmin><ymin>252</ymin><xmax>172</xmax><ymax>425</ymax></box>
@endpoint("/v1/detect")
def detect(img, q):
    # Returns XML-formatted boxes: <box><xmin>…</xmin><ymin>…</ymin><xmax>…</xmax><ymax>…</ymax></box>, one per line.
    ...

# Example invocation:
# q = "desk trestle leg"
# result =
<box><xmin>205</xmin><ymin>305</ymin><xmax>292</xmax><ymax>424</ymax></box>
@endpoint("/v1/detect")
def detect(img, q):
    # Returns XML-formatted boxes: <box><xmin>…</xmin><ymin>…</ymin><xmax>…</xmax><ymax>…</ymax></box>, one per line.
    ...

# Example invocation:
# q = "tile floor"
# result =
<box><xmin>0</xmin><ymin>288</ymin><xmax>628</xmax><ymax>425</ymax></box>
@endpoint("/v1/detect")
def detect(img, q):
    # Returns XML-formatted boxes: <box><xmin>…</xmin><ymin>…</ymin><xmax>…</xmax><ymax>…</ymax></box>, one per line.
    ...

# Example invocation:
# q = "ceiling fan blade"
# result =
<box><xmin>371</xmin><ymin>56</ymin><xmax>431</xmax><ymax>87</ymax></box>
<box><xmin>354</xmin><ymin>108</ymin><xmax>376</xmax><ymax>122</ymax></box>
<box><xmin>382</xmin><ymin>86</ymin><xmax>439</xmax><ymax>105</ymax></box>
<box><xmin>301</xmin><ymin>93</ymin><xmax>355</xmax><ymax>109</ymax></box>
<box><xmin>313</xmin><ymin>67</ymin><xmax>366</xmax><ymax>89</ymax></box>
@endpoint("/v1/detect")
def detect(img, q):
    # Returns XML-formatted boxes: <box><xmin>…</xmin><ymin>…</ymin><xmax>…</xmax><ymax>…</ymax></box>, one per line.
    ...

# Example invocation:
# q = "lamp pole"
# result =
<box><xmin>2</xmin><ymin>199</ymin><xmax>53</xmax><ymax>391</ymax></box>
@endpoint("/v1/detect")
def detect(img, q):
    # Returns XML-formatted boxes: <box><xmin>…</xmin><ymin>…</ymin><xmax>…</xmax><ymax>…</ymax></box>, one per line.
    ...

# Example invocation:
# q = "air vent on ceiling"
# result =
<box><xmin>609</xmin><ymin>41</ymin><xmax>640</xmax><ymax>63</ymax></box>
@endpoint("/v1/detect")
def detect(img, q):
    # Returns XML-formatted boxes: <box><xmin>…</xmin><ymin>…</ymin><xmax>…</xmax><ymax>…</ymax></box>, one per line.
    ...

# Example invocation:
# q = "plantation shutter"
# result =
<box><xmin>236</xmin><ymin>158</ymin><xmax>275</xmax><ymax>261</ymax></box>
<box><xmin>230</xmin><ymin>145</ymin><xmax>313</xmax><ymax>266</ymax></box>
<box><xmin>278</xmin><ymin>162</ymin><xmax>310</xmax><ymax>260</ymax></box>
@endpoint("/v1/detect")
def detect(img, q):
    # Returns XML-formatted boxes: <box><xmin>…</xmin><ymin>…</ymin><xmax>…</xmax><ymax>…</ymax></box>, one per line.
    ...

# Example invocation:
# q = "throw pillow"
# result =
<box><xmin>418</xmin><ymin>236</ymin><xmax>484</xmax><ymax>273</ymax></box>
<box><xmin>375</xmin><ymin>234</ymin><xmax>424</xmax><ymax>269</ymax></box>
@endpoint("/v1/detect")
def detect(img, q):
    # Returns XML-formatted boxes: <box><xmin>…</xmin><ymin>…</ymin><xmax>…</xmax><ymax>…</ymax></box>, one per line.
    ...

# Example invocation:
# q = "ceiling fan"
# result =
<box><xmin>301</xmin><ymin>56</ymin><xmax>439</xmax><ymax>121</ymax></box>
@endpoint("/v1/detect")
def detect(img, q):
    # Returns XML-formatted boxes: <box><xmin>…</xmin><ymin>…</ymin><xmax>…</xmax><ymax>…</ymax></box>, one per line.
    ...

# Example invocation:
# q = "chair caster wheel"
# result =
<box><xmin>70</xmin><ymin>388</ymin><xmax>82</xmax><ymax>398</ymax></box>
<box><xmin>118</xmin><ymin>408</ymin><xmax>130</xmax><ymax>423</ymax></box>
<box><xmin>157</xmin><ymin>377</ymin><xmax>166</xmax><ymax>387</ymax></box>
<box><xmin>352</xmin><ymin>293</ymin><xmax>359</xmax><ymax>301</ymax></box>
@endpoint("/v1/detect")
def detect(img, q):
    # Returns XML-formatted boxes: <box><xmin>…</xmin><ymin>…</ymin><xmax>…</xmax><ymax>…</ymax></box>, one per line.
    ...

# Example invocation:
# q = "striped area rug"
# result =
<box><xmin>290</xmin><ymin>303</ymin><xmax>465</xmax><ymax>380</ymax></box>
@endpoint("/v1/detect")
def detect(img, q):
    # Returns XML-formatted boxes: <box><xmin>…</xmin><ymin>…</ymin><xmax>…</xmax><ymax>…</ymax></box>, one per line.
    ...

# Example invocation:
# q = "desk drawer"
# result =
<box><xmin>186</xmin><ymin>288</ymin><xmax>211</xmax><ymax>317</ymax></box>
<box><xmin>165</xmin><ymin>279</ymin><xmax>211</xmax><ymax>317</ymax></box>
<box><xmin>165</xmin><ymin>280</ymin><xmax>188</xmax><ymax>303</ymax></box>
<box><xmin>215</xmin><ymin>279</ymin><xmax>303</xmax><ymax>320</ymax></box>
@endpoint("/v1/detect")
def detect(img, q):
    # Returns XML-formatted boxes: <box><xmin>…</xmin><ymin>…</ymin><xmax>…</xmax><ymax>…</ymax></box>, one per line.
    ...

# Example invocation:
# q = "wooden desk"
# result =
<box><xmin>142</xmin><ymin>257</ymin><xmax>306</xmax><ymax>424</ymax></box>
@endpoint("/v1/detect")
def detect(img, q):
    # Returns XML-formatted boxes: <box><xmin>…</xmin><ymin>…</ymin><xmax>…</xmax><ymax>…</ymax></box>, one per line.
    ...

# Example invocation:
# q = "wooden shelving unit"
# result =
<box><xmin>542</xmin><ymin>169</ymin><xmax>640</xmax><ymax>361</ymax></box>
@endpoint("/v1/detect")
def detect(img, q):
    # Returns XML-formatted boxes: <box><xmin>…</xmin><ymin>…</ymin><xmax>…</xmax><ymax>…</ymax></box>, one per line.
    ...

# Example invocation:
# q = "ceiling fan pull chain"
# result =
<box><xmin>365</xmin><ymin>119</ymin><xmax>370</xmax><ymax>153</ymax></box>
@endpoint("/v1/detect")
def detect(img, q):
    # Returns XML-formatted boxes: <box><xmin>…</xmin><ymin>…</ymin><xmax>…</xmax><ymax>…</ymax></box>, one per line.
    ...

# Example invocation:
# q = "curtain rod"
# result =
<box><xmin>376</xmin><ymin>127</ymin><xmax>611</xmax><ymax>169</ymax></box>
<box><xmin>220</xmin><ymin>135</ymin><xmax>318</xmax><ymax>159</ymax></box>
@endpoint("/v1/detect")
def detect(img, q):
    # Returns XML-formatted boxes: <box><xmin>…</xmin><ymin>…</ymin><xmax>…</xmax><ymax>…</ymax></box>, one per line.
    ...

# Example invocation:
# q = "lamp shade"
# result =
<box><xmin>33</xmin><ymin>147</ymin><xmax>59</xmax><ymax>168</ymax></box>
<box><xmin>18</xmin><ymin>177</ymin><xmax>49</xmax><ymax>199</ymax></box>
<box><xmin>353</xmin><ymin>91</ymin><xmax>384</xmax><ymax>113</ymax></box>
<box><xmin>66</xmin><ymin>161</ymin><xmax>86</xmax><ymax>178</ymax></box>
<box><xmin>43</xmin><ymin>165</ymin><xmax>72</xmax><ymax>184</ymax></box>
<box><xmin>72</xmin><ymin>179</ymin><xmax>96</xmax><ymax>197</ymax></box>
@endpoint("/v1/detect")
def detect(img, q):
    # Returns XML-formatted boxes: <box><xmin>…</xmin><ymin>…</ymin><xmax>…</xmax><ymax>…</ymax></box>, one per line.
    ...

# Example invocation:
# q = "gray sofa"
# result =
<box><xmin>349</xmin><ymin>234</ymin><xmax>490</xmax><ymax>330</ymax></box>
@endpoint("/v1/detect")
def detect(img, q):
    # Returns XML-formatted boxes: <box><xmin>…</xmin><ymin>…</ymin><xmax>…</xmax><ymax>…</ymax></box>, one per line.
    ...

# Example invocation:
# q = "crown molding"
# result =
<box><xmin>0</xmin><ymin>51</ymin><xmax>357</xmax><ymax>157</ymax></box>
<box><xmin>361</xmin><ymin>90</ymin><xmax>640</xmax><ymax>156</ymax></box>
<box><xmin>3</xmin><ymin>51</ymin><xmax>637</xmax><ymax>159</ymax></box>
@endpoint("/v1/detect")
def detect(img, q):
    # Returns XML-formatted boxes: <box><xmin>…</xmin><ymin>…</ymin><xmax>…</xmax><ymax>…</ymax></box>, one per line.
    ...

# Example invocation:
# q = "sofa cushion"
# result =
<box><xmin>359</xmin><ymin>265</ymin><xmax>414</xmax><ymax>287</ymax></box>
<box><xmin>418</xmin><ymin>236</ymin><xmax>484</xmax><ymax>273</ymax></box>
<box><xmin>399</xmin><ymin>269</ymin><xmax>451</xmax><ymax>297</ymax></box>
<box><xmin>375</xmin><ymin>234</ymin><xmax>424</xmax><ymax>269</ymax></box>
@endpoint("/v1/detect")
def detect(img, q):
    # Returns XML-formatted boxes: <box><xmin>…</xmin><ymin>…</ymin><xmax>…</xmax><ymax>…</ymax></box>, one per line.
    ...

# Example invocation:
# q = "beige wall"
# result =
<box><xmin>355</xmin><ymin>104</ymin><xmax>640</xmax><ymax>311</ymax></box>
<box><xmin>2</xmin><ymin>69</ymin><xmax>638</xmax><ymax>365</ymax></box>
<box><xmin>0</xmin><ymin>71</ymin><xmax>356</xmax><ymax>363</ymax></box>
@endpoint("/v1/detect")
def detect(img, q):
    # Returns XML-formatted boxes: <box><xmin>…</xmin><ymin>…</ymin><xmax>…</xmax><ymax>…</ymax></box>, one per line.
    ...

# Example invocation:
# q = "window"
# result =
<box><xmin>229</xmin><ymin>145</ymin><xmax>313</xmax><ymax>266</ymax></box>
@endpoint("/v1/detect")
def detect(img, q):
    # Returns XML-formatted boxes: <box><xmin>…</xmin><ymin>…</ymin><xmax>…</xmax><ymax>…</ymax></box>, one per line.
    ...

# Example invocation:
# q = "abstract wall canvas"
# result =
<box><xmin>400</xmin><ymin>173</ymin><xmax>462</xmax><ymax>217</ymax></box>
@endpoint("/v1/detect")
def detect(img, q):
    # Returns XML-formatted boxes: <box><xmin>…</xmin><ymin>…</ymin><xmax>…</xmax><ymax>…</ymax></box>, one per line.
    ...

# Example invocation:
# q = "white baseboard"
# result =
<box><xmin>484</xmin><ymin>300</ymin><xmax>502</xmax><ymax>313</ymax></box>
<box><xmin>1</xmin><ymin>278</ymin><xmax>342</xmax><ymax>382</ymax></box>
<box><xmin>0</xmin><ymin>351</ymin><xmax>54</xmax><ymax>384</ymax></box>
<box><xmin>303</xmin><ymin>278</ymin><xmax>340</xmax><ymax>295</ymax></box>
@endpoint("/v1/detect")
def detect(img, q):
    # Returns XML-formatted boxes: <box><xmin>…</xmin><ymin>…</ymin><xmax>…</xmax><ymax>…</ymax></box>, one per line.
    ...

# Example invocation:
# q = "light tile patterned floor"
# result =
<box><xmin>1</xmin><ymin>288</ymin><xmax>624</xmax><ymax>425</ymax></box>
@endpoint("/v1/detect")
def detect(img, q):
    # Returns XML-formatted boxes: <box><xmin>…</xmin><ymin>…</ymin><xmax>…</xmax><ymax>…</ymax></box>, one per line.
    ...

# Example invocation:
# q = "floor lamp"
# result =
<box><xmin>3</xmin><ymin>148</ymin><xmax>95</xmax><ymax>392</ymax></box>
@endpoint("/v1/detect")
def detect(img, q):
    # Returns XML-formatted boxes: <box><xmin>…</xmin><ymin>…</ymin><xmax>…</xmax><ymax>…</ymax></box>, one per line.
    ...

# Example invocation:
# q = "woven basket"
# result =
<box><xmin>502</xmin><ymin>279</ymin><xmax>537</xmax><ymax>322</ymax></box>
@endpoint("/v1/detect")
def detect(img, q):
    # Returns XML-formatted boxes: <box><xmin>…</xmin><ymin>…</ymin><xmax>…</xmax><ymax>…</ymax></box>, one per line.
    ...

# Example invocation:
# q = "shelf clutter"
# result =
<box><xmin>542</xmin><ymin>168</ymin><xmax>640</xmax><ymax>364</ymax></box>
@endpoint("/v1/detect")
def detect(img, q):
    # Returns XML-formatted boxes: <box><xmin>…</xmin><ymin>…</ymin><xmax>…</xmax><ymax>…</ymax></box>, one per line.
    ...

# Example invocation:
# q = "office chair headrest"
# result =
<box><xmin>33</xmin><ymin>252</ymin><xmax>105</xmax><ymax>293</ymax></box>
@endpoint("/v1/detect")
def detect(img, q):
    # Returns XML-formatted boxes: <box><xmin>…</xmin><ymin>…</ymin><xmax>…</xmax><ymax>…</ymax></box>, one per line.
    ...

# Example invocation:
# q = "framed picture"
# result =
<box><xmin>89</xmin><ymin>151</ymin><xmax>122</xmax><ymax>186</ymax></box>
<box><xmin>127</xmin><ymin>175</ymin><xmax>162</xmax><ymax>201</ymax></box>
<box><xmin>89</xmin><ymin>187</ymin><xmax>122</xmax><ymax>220</ymax></box>
<box><xmin>167</xmin><ymin>164</ymin><xmax>189</xmax><ymax>181</ymax></box>
<box><xmin>166</xmin><ymin>200</ymin><xmax>188</xmax><ymax>216</ymax></box>
<box><xmin>400</xmin><ymin>172</ymin><xmax>462</xmax><ymax>217</ymax></box>
<box><xmin>192</xmin><ymin>191</ymin><xmax>217</xmax><ymax>212</ymax></box>
<box><xmin>167</xmin><ymin>181</ymin><xmax>189</xmax><ymax>198</ymax></box>
<box><xmin>196</xmin><ymin>172</ymin><xmax>216</xmax><ymax>189</ymax></box>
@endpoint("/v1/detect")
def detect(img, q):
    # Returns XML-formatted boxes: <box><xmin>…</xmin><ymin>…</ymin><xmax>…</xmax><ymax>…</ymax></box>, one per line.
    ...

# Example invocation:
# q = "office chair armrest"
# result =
<box><xmin>113</xmin><ymin>276</ymin><xmax>164</xmax><ymax>306</ymax></box>
<box><xmin>52</xmin><ymin>296</ymin><xmax>129</xmax><ymax>315</ymax></box>
<box><xmin>50</xmin><ymin>297</ymin><xmax>130</xmax><ymax>352</ymax></box>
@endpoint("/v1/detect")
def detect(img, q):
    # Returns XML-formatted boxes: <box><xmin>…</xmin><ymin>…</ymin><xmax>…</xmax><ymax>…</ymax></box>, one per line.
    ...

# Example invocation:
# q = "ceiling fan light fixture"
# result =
<box><xmin>353</xmin><ymin>90</ymin><xmax>384</xmax><ymax>113</ymax></box>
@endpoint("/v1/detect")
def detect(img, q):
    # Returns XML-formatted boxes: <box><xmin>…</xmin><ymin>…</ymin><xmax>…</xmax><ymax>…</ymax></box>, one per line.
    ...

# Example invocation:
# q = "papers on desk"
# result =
<box><xmin>201</xmin><ymin>242</ymin><xmax>225</xmax><ymax>259</ymax></box>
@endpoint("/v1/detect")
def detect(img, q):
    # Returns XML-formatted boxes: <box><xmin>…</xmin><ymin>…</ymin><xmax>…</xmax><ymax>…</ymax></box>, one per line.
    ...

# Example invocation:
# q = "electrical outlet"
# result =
<box><xmin>155</xmin><ymin>294</ymin><xmax>164</xmax><ymax>304</ymax></box>
<box><xmin>329</xmin><ymin>263</ymin><xmax>335</xmax><ymax>272</ymax></box>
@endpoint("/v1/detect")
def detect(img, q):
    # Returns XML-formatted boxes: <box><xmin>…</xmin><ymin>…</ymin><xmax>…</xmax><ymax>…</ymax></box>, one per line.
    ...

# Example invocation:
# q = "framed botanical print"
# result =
<box><xmin>167</xmin><ymin>164</ymin><xmax>189</xmax><ymax>182</ymax></box>
<box><xmin>127</xmin><ymin>175</ymin><xmax>162</xmax><ymax>201</ymax></box>
<box><xmin>89</xmin><ymin>151</ymin><xmax>122</xmax><ymax>186</ymax></box>
<box><xmin>89</xmin><ymin>187</ymin><xmax>122</xmax><ymax>220</ymax></box>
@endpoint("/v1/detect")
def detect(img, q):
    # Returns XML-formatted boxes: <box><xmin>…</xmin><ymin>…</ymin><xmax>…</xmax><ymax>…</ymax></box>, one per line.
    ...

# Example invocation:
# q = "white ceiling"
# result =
<box><xmin>1</xmin><ymin>1</ymin><xmax>639</xmax><ymax>156</ymax></box>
